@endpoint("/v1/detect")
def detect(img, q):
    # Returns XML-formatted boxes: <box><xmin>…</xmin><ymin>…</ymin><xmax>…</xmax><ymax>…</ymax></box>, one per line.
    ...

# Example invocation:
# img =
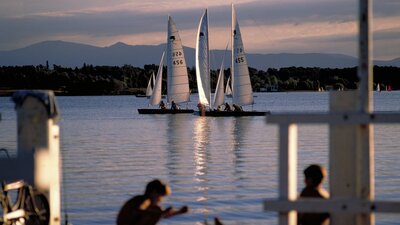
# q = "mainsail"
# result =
<box><xmin>150</xmin><ymin>52</ymin><xmax>165</xmax><ymax>106</ymax></box>
<box><xmin>167</xmin><ymin>16</ymin><xmax>190</xmax><ymax>104</ymax></box>
<box><xmin>231</xmin><ymin>5</ymin><xmax>254</xmax><ymax>106</ymax></box>
<box><xmin>195</xmin><ymin>9</ymin><xmax>211</xmax><ymax>107</ymax></box>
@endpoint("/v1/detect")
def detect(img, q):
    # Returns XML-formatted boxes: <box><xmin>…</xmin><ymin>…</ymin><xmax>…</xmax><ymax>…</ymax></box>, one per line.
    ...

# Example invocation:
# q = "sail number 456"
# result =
<box><xmin>173</xmin><ymin>60</ymin><xmax>184</xmax><ymax>65</ymax></box>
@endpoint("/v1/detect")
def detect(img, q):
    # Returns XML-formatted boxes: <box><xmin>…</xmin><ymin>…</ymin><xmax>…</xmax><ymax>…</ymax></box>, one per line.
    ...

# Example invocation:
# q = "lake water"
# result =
<box><xmin>1</xmin><ymin>92</ymin><xmax>400</xmax><ymax>225</ymax></box>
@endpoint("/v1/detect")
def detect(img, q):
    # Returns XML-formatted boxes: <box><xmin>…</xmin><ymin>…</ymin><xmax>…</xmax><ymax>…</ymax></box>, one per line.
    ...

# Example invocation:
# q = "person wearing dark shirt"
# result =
<box><xmin>171</xmin><ymin>101</ymin><xmax>178</xmax><ymax>110</ymax></box>
<box><xmin>117</xmin><ymin>179</ymin><xmax>188</xmax><ymax>225</ymax></box>
<box><xmin>159</xmin><ymin>101</ymin><xmax>166</xmax><ymax>110</ymax></box>
<box><xmin>232</xmin><ymin>104</ymin><xmax>243</xmax><ymax>112</ymax></box>
<box><xmin>298</xmin><ymin>164</ymin><xmax>330</xmax><ymax>225</ymax></box>
<box><xmin>224</xmin><ymin>102</ymin><xmax>231</xmax><ymax>112</ymax></box>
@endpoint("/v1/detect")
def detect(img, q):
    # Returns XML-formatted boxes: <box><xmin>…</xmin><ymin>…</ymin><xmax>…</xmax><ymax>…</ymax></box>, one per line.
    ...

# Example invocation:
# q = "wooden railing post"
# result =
<box><xmin>279</xmin><ymin>124</ymin><xmax>298</xmax><ymax>225</ymax></box>
<box><xmin>0</xmin><ymin>90</ymin><xmax>61</xmax><ymax>225</ymax></box>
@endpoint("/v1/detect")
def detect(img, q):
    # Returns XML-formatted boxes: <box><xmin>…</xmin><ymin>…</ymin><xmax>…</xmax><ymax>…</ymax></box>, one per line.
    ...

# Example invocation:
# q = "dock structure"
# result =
<box><xmin>0</xmin><ymin>90</ymin><xmax>61</xmax><ymax>225</ymax></box>
<box><xmin>263</xmin><ymin>0</ymin><xmax>400</xmax><ymax>225</ymax></box>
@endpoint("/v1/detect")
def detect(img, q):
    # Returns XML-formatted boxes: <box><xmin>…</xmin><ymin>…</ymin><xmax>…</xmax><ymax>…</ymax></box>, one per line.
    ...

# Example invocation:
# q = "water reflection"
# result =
<box><xmin>230</xmin><ymin>118</ymin><xmax>250</xmax><ymax>194</ymax></box>
<box><xmin>192</xmin><ymin>117</ymin><xmax>211</xmax><ymax>215</ymax></box>
<box><xmin>166</xmin><ymin>115</ymin><xmax>188</xmax><ymax>178</ymax></box>
<box><xmin>193</xmin><ymin>117</ymin><xmax>211</xmax><ymax>178</ymax></box>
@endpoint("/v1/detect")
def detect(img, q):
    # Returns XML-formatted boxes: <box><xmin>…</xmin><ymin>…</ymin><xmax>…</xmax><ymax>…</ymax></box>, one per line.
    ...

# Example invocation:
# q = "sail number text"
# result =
<box><xmin>172</xmin><ymin>51</ymin><xmax>183</xmax><ymax>57</ymax></box>
<box><xmin>173</xmin><ymin>60</ymin><xmax>184</xmax><ymax>65</ymax></box>
<box><xmin>235</xmin><ymin>57</ymin><xmax>245</xmax><ymax>64</ymax></box>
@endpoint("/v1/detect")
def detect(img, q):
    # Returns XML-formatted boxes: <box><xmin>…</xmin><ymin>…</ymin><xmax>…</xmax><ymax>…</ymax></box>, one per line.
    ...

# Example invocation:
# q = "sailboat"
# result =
<box><xmin>138</xmin><ymin>16</ymin><xmax>194</xmax><ymax>114</ymax></box>
<box><xmin>195</xmin><ymin>6</ymin><xmax>268</xmax><ymax>117</ymax></box>
<box><xmin>195</xmin><ymin>9</ymin><xmax>212</xmax><ymax>116</ymax></box>
<box><xmin>135</xmin><ymin>73</ymin><xmax>155</xmax><ymax>98</ymax></box>
<box><xmin>376</xmin><ymin>83</ymin><xmax>381</xmax><ymax>92</ymax></box>
<box><xmin>146</xmin><ymin>72</ymin><xmax>155</xmax><ymax>98</ymax></box>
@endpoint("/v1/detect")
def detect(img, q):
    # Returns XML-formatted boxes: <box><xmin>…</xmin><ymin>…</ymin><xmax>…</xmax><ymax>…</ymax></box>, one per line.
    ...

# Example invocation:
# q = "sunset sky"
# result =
<box><xmin>0</xmin><ymin>0</ymin><xmax>399</xmax><ymax>60</ymax></box>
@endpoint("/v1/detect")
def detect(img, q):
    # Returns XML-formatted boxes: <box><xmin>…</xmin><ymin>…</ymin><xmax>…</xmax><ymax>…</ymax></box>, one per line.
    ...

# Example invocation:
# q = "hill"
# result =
<box><xmin>0</xmin><ymin>40</ymin><xmax>399</xmax><ymax>69</ymax></box>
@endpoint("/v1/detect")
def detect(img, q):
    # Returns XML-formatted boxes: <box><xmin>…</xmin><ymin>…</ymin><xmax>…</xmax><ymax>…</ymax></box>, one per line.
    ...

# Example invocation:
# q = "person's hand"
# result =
<box><xmin>178</xmin><ymin>205</ymin><xmax>189</xmax><ymax>214</ymax></box>
<box><xmin>162</xmin><ymin>205</ymin><xmax>188</xmax><ymax>218</ymax></box>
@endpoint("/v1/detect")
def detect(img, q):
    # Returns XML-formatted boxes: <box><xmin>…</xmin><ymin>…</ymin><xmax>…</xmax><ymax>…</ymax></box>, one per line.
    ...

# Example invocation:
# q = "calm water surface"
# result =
<box><xmin>1</xmin><ymin>92</ymin><xmax>400</xmax><ymax>224</ymax></box>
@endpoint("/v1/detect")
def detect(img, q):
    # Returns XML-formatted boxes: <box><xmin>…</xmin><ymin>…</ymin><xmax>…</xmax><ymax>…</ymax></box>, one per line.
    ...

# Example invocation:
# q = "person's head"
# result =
<box><xmin>304</xmin><ymin>164</ymin><xmax>326</xmax><ymax>188</ymax></box>
<box><xmin>144</xmin><ymin>179</ymin><xmax>171</xmax><ymax>204</ymax></box>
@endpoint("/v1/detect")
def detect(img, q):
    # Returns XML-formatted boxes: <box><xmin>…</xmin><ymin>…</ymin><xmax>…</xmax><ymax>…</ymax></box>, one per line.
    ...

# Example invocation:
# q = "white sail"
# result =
<box><xmin>196</xmin><ymin>9</ymin><xmax>211</xmax><ymax>107</ymax></box>
<box><xmin>150</xmin><ymin>52</ymin><xmax>165</xmax><ymax>106</ymax></box>
<box><xmin>231</xmin><ymin>5</ymin><xmax>254</xmax><ymax>106</ymax></box>
<box><xmin>167</xmin><ymin>16</ymin><xmax>190</xmax><ymax>104</ymax></box>
<box><xmin>225</xmin><ymin>75</ymin><xmax>232</xmax><ymax>97</ymax></box>
<box><xmin>213</xmin><ymin>60</ymin><xmax>225</xmax><ymax>109</ymax></box>
<box><xmin>146</xmin><ymin>72</ymin><xmax>154</xmax><ymax>97</ymax></box>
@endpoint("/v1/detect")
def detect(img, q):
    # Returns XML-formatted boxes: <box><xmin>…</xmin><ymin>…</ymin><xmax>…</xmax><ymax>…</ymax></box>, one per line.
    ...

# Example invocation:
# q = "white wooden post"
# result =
<box><xmin>278</xmin><ymin>124</ymin><xmax>298</xmax><ymax>225</ymax></box>
<box><xmin>357</xmin><ymin>0</ymin><xmax>374</xmax><ymax>224</ymax></box>
<box><xmin>330</xmin><ymin>91</ymin><xmax>374</xmax><ymax>225</ymax></box>
<box><xmin>358</xmin><ymin>0</ymin><xmax>373</xmax><ymax>113</ymax></box>
<box><xmin>0</xmin><ymin>90</ymin><xmax>61</xmax><ymax>225</ymax></box>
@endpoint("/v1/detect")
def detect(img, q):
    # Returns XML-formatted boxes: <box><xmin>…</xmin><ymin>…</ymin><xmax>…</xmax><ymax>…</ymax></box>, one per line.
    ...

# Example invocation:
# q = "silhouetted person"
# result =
<box><xmin>117</xmin><ymin>179</ymin><xmax>188</xmax><ymax>225</ymax></box>
<box><xmin>224</xmin><ymin>102</ymin><xmax>231</xmax><ymax>112</ymax></box>
<box><xmin>298</xmin><ymin>164</ymin><xmax>329</xmax><ymax>225</ymax></box>
<box><xmin>232</xmin><ymin>104</ymin><xmax>243</xmax><ymax>112</ymax></box>
<box><xmin>171</xmin><ymin>101</ymin><xmax>178</xmax><ymax>110</ymax></box>
<box><xmin>159</xmin><ymin>100</ymin><xmax>166</xmax><ymax>110</ymax></box>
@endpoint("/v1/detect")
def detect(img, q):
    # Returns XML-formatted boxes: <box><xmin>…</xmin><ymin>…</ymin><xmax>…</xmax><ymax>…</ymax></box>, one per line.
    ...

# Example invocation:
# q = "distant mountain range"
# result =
<box><xmin>0</xmin><ymin>40</ymin><xmax>399</xmax><ymax>70</ymax></box>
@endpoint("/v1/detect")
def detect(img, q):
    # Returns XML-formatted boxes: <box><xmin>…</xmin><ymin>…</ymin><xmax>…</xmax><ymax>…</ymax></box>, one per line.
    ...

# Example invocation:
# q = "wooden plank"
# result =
<box><xmin>330</xmin><ymin>91</ymin><xmax>358</xmax><ymax>224</ymax></box>
<box><xmin>266</xmin><ymin>113</ymin><xmax>400</xmax><ymax>125</ymax></box>
<box><xmin>264</xmin><ymin>199</ymin><xmax>400</xmax><ymax>213</ymax></box>
<box><xmin>358</xmin><ymin>0</ymin><xmax>373</xmax><ymax>113</ymax></box>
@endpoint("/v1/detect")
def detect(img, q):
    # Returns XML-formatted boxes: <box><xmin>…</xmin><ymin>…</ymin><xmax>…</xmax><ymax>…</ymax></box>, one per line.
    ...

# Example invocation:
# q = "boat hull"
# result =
<box><xmin>195</xmin><ymin>110</ymin><xmax>269</xmax><ymax>117</ymax></box>
<box><xmin>135</xmin><ymin>94</ymin><xmax>148</xmax><ymax>98</ymax></box>
<box><xmin>138</xmin><ymin>109</ymin><xmax>194</xmax><ymax>114</ymax></box>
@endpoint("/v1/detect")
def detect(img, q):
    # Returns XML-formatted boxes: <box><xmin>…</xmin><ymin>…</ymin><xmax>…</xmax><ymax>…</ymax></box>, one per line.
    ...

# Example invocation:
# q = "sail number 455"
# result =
<box><xmin>235</xmin><ymin>57</ymin><xmax>245</xmax><ymax>64</ymax></box>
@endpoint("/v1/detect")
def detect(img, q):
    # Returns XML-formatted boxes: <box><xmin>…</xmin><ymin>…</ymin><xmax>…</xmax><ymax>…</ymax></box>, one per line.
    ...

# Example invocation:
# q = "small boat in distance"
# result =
<box><xmin>138</xmin><ymin>17</ymin><xmax>194</xmax><ymax>114</ymax></box>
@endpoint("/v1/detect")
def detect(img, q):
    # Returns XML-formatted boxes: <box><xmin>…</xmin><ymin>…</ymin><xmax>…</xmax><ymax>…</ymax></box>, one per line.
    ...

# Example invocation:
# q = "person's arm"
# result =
<box><xmin>162</xmin><ymin>206</ymin><xmax>189</xmax><ymax>218</ymax></box>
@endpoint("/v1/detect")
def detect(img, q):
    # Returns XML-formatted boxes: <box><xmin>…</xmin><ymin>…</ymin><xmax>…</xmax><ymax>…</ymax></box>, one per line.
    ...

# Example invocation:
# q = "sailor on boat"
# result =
<box><xmin>232</xmin><ymin>104</ymin><xmax>243</xmax><ymax>112</ymax></box>
<box><xmin>171</xmin><ymin>101</ymin><xmax>179</xmax><ymax>110</ymax></box>
<box><xmin>224</xmin><ymin>102</ymin><xmax>232</xmax><ymax>112</ymax></box>
<box><xmin>159</xmin><ymin>100</ymin><xmax>166</xmax><ymax>110</ymax></box>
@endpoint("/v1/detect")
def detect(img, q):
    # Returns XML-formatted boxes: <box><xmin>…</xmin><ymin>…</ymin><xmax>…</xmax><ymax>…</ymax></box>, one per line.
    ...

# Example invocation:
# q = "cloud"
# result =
<box><xmin>0</xmin><ymin>0</ymin><xmax>398</xmax><ymax>60</ymax></box>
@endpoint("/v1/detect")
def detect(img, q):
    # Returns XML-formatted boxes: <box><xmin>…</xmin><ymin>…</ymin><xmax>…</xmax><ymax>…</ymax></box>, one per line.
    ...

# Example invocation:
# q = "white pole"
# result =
<box><xmin>358</xmin><ymin>0</ymin><xmax>373</xmax><ymax>112</ymax></box>
<box><xmin>358</xmin><ymin>1</ymin><xmax>375</xmax><ymax>224</ymax></box>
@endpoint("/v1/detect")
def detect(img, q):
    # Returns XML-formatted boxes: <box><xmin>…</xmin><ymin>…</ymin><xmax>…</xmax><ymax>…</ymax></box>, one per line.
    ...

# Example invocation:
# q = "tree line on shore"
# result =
<box><xmin>0</xmin><ymin>64</ymin><xmax>398</xmax><ymax>95</ymax></box>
